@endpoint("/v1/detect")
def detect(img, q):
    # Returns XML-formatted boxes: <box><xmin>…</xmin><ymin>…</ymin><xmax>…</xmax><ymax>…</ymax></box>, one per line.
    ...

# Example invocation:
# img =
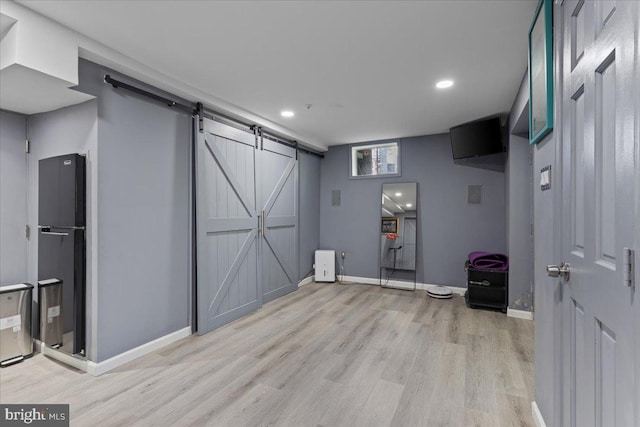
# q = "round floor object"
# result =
<box><xmin>426</xmin><ymin>285</ymin><xmax>453</xmax><ymax>299</ymax></box>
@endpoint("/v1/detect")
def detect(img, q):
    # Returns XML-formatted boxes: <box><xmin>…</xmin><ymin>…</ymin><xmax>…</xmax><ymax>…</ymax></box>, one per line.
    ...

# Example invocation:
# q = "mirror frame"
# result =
<box><xmin>379</xmin><ymin>182</ymin><xmax>418</xmax><ymax>291</ymax></box>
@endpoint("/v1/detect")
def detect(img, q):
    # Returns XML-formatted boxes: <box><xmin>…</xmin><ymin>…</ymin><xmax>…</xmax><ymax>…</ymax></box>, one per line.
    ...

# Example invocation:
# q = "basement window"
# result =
<box><xmin>350</xmin><ymin>141</ymin><xmax>400</xmax><ymax>179</ymax></box>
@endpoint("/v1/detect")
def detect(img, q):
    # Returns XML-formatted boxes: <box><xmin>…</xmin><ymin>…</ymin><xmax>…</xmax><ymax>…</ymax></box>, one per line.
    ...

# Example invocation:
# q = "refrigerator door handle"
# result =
<box><xmin>41</xmin><ymin>231</ymin><xmax>69</xmax><ymax>236</ymax></box>
<box><xmin>38</xmin><ymin>225</ymin><xmax>85</xmax><ymax>230</ymax></box>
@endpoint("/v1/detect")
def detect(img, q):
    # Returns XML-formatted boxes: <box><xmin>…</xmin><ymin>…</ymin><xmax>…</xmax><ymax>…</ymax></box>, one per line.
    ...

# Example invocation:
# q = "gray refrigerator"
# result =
<box><xmin>38</xmin><ymin>153</ymin><xmax>86</xmax><ymax>356</ymax></box>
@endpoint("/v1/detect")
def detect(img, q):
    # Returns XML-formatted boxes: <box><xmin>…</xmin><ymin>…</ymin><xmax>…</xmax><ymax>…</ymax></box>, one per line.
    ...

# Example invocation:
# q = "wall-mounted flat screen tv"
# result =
<box><xmin>450</xmin><ymin>117</ymin><xmax>504</xmax><ymax>160</ymax></box>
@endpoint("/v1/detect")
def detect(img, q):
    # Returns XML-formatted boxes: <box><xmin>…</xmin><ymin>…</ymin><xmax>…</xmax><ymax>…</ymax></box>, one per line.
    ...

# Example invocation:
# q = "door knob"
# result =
<box><xmin>547</xmin><ymin>263</ymin><xmax>570</xmax><ymax>280</ymax></box>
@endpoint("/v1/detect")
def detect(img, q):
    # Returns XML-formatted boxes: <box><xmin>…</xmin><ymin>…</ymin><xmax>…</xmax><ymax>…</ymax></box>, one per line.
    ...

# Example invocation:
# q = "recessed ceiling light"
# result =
<box><xmin>436</xmin><ymin>80</ymin><xmax>454</xmax><ymax>89</ymax></box>
<box><xmin>406</xmin><ymin>203</ymin><xmax>413</xmax><ymax>208</ymax></box>
<box><xmin>281</xmin><ymin>110</ymin><xmax>295</xmax><ymax>118</ymax></box>
<box><xmin>395</xmin><ymin>192</ymin><xmax>402</xmax><ymax>197</ymax></box>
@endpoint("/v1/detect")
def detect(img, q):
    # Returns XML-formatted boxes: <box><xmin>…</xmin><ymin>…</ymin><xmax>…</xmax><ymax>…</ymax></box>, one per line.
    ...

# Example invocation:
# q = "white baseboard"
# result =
<box><xmin>339</xmin><ymin>275</ymin><xmax>466</xmax><ymax>295</ymax></box>
<box><xmin>340</xmin><ymin>275</ymin><xmax>379</xmax><ymax>285</ymax></box>
<box><xmin>86</xmin><ymin>326</ymin><xmax>191</xmax><ymax>376</ymax></box>
<box><xmin>298</xmin><ymin>275</ymin><xmax>315</xmax><ymax>287</ymax></box>
<box><xmin>507</xmin><ymin>308</ymin><xmax>534</xmax><ymax>321</ymax></box>
<box><xmin>531</xmin><ymin>401</ymin><xmax>547</xmax><ymax>427</ymax></box>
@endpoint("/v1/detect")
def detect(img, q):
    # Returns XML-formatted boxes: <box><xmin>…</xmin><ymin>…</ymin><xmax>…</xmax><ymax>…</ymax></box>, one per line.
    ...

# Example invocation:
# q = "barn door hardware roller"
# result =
<box><xmin>195</xmin><ymin>102</ymin><xmax>204</xmax><ymax>133</ymax></box>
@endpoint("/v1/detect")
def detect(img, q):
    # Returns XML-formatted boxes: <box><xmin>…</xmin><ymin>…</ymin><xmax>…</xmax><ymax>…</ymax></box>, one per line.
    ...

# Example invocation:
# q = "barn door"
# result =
<box><xmin>258</xmin><ymin>136</ymin><xmax>298</xmax><ymax>303</ymax></box>
<box><xmin>558</xmin><ymin>1</ymin><xmax>638</xmax><ymax>426</ymax></box>
<box><xmin>195</xmin><ymin>118</ymin><xmax>259</xmax><ymax>334</ymax></box>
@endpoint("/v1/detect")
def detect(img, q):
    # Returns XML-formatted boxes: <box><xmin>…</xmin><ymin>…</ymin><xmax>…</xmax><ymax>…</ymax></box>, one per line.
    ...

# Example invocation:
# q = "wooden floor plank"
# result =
<box><xmin>356</xmin><ymin>379</ymin><xmax>405</xmax><ymax>427</ymax></box>
<box><xmin>0</xmin><ymin>283</ymin><xmax>535</xmax><ymax>426</ymax></box>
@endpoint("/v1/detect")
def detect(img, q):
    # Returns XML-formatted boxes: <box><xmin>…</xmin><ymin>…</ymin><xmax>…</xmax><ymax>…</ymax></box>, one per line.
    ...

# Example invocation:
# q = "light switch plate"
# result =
<box><xmin>540</xmin><ymin>165</ymin><xmax>551</xmax><ymax>191</ymax></box>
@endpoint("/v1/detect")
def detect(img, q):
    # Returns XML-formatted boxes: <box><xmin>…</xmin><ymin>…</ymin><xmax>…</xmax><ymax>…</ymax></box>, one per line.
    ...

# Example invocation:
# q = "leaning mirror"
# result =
<box><xmin>380</xmin><ymin>182</ymin><xmax>418</xmax><ymax>290</ymax></box>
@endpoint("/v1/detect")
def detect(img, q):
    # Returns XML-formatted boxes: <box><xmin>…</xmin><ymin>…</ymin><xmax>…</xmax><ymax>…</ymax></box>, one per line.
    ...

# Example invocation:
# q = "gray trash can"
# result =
<box><xmin>0</xmin><ymin>283</ymin><xmax>34</xmax><ymax>366</ymax></box>
<box><xmin>39</xmin><ymin>279</ymin><xmax>63</xmax><ymax>349</ymax></box>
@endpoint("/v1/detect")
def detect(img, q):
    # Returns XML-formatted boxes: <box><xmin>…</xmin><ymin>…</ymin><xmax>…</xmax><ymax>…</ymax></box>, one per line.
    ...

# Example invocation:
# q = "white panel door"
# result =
<box><xmin>559</xmin><ymin>1</ymin><xmax>638</xmax><ymax>426</ymax></box>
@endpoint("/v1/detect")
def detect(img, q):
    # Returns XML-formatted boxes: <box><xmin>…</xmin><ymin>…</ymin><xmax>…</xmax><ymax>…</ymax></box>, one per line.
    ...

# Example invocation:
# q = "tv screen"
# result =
<box><xmin>450</xmin><ymin>117</ymin><xmax>503</xmax><ymax>160</ymax></box>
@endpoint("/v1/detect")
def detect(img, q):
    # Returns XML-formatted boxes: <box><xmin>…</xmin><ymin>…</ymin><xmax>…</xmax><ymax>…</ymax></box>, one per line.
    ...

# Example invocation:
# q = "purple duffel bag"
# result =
<box><xmin>468</xmin><ymin>252</ymin><xmax>509</xmax><ymax>271</ymax></box>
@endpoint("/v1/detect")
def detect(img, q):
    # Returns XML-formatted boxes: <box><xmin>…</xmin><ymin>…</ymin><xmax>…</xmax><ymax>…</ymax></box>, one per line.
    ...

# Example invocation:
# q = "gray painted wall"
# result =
<box><xmin>506</xmin><ymin>134</ymin><xmax>533</xmax><ymax>310</ymax></box>
<box><xmin>0</xmin><ymin>110</ymin><xmax>27</xmax><ymax>285</ymax></box>
<box><xmin>77</xmin><ymin>59</ymin><xmax>191</xmax><ymax>362</ymax></box>
<box><xmin>25</xmin><ymin>99</ymin><xmax>99</xmax><ymax>359</ymax></box>
<box><xmin>531</xmin><ymin>4</ymin><xmax>564</xmax><ymax>424</ymax></box>
<box><xmin>508</xmin><ymin>65</ymin><xmax>559</xmax><ymax>426</ymax></box>
<box><xmin>506</xmin><ymin>76</ymin><xmax>534</xmax><ymax>311</ymax></box>
<box><xmin>533</xmin><ymin>130</ymin><xmax>561</xmax><ymax>426</ymax></box>
<box><xmin>298</xmin><ymin>152</ymin><xmax>321</xmax><ymax>280</ymax></box>
<box><xmin>319</xmin><ymin>134</ymin><xmax>506</xmax><ymax>287</ymax></box>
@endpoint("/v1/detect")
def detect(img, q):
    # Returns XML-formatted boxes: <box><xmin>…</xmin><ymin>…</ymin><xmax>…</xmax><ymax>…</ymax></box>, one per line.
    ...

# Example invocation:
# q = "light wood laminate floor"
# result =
<box><xmin>0</xmin><ymin>282</ymin><xmax>535</xmax><ymax>426</ymax></box>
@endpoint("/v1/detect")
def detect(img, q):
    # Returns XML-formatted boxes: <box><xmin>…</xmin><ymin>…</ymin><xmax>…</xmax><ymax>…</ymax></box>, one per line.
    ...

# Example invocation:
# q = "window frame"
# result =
<box><xmin>349</xmin><ymin>140</ymin><xmax>401</xmax><ymax>180</ymax></box>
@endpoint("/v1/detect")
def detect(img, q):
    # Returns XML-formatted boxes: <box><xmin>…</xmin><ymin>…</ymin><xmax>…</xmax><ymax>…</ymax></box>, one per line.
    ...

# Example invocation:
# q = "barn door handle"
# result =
<box><xmin>261</xmin><ymin>210</ymin><xmax>266</xmax><ymax>236</ymax></box>
<box><xmin>547</xmin><ymin>263</ymin><xmax>570</xmax><ymax>281</ymax></box>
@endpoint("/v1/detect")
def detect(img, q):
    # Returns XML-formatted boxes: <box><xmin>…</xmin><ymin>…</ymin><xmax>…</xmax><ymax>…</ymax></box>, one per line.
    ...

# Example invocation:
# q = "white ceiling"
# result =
<box><xmin>19</xmin><ymin>0</ymin><xmax>536</xmax><ymax>147</ymax></box>
<box><xmin>0</xmin><ymin>12</ymin><xmax>17</xmax><ymax>38</ymax></box>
